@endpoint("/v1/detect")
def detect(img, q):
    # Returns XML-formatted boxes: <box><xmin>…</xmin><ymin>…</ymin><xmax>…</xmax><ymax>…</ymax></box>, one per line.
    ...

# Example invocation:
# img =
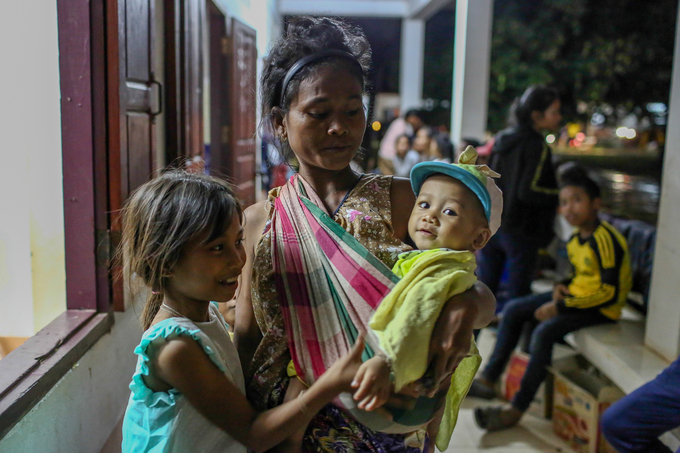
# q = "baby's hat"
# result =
<box><xmin>410</xmin><ymin>146</ymin><xmax>503</xmax><ymax>235</ymax></box>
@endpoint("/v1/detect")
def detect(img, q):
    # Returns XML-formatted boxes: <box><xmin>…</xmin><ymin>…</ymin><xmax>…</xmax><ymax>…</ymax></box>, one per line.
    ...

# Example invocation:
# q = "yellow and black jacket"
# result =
<box><xmin>559</xmin><ymin>220</ymin><xmax>632</xmax><ymax>320</ymax></box>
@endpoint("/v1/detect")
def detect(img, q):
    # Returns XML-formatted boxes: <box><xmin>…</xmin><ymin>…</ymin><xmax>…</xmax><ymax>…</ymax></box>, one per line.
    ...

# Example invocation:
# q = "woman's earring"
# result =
<box><xmin>280</xmin><ymin>134</ymin><xmax>288</xmax><ymax>142</ymax></box>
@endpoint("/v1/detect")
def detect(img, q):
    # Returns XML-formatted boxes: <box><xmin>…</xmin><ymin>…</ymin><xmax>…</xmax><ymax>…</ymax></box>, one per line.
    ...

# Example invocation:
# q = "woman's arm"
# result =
<box><xmin>426</xmin><ymin>282</ymin><xmax>495</xmax><ymax>394</ymax></box>
<box><xmin>234</xmin><ymin>201</ymin><xmax>268</xmax><ymax>373</ymax></box>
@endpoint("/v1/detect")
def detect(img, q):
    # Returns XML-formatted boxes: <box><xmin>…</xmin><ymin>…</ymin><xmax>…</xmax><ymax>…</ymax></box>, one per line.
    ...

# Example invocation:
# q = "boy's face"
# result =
<box><xmin>559</xmin><ymin>185</ymin><xmax>600</xmax><ymax>228</ymax></box>
<box><xmin>408</xmin><ymin>175</ymin><xmax>491</xmax><ymax>252</ymax></box>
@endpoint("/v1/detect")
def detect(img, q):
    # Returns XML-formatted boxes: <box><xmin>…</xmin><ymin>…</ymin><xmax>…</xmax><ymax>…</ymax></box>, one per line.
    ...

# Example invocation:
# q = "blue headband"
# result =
<box><xmin>279</xmin><ymin>50</ymin><xmax>363</xmax><ymax>106</ymax></box>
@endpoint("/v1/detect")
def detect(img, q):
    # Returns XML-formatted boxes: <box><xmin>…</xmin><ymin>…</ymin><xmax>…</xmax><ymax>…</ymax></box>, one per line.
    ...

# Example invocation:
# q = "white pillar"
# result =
<box><xmin>399</xmin><ymin>19</ymin><xmax>424</xmax><ymax>114</ymax></box>
<box><xmin>645</xmin><ymin>2</ymin><xmax>680</xmax><ymax>362</ymax></box>
<box><xmin>450</xmin><ymin>0</ymin><xmax>494</xmax><ymax>148</ymax></box>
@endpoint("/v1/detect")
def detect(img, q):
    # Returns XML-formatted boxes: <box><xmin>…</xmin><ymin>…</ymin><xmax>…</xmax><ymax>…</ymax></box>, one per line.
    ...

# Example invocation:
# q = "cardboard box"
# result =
<box><xmin>502</xmin><ymin>346</ymin><xmax>583</xmax><ymax>419</ymax></box>
<box><xmin>502</xmin><ymin>350</ymin><xmax>529</xmax><ymax>402</ymax></box>
<box><xmin>552</xmin><ymin>368</ymin><xmax>624</xmax><ymax>453</ymax></box>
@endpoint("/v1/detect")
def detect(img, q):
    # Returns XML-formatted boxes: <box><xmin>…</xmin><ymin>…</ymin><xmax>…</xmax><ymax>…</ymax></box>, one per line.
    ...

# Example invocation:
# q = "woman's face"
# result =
<box><xmin>533</xmin><ymin>99</ymin><xmax>562</xmax><ymax>131</ymax></box>
<box><xmin>413</xmin><ymin>128</ymin><xmax>431</xmax><ymax>154</ymax></box>
<box><xmin>278</xmin><ymin>64</ymin><xmax>366</xmax><ymax>172</ymax></box>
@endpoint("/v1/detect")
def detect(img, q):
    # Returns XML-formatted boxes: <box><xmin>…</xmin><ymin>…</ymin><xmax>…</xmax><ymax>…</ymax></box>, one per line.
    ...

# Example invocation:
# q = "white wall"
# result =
<box><xmin>0</xmin><ymin>0</ymin><xmax>66</xmax><ymax>337</ymax></box>
<box><xmin>0</xmin><ymin>310</ymin><xmax>141</xmax><ymax>453</ymax></box>
<box><xmin>645</xmin><ymin>2</ymin><xmax>680</xmax><ymax>362</ymax></box>
<box><xmin>450</xmin><ymin>0</ymin><xmax>494</xmax><ymax>147</ymax></box>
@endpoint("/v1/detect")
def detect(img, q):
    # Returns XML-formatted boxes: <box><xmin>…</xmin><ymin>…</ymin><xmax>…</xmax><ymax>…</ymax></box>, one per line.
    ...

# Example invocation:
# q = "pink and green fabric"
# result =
<box><xmin>271</xmin><ymin>174</ymin><xmax>446</xmax><ymax>434</ymax></box>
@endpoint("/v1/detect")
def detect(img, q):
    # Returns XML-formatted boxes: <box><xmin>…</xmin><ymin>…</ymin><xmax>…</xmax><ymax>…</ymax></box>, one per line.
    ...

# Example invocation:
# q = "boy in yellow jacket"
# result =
<box><xmin>472</xmin><ymin>165</ymin><xmax>632</xmax><ymax>431</ymax></box>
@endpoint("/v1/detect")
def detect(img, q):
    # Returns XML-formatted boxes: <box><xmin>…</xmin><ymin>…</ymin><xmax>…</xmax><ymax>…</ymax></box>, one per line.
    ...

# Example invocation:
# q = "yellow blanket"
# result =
<box><xmin>370</xmin><ymin>249</ymin><xmax>482</xmax><ymax>451</ymax></box>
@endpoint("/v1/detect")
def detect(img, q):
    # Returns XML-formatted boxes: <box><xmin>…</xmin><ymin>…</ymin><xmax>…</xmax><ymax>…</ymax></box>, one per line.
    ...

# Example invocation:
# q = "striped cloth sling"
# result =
<box><xmin>270</xmin><ymin>174</ymin><xmax>445</xmax><ymax>434</ymax></box>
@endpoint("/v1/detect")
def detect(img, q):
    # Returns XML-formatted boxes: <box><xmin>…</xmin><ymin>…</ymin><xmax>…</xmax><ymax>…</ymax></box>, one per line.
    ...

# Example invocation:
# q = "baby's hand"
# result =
<box><xmin>351</xmin><ymin>356</ymin><xmax>392</xmax><ymax>411</ymax></box>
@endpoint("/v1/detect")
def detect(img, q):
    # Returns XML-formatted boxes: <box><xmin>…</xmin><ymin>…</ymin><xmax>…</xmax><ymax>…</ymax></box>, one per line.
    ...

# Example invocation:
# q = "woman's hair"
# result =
<box><xmin>259</xmin><ymin>16</ymin><xmax>372</xmax><ymax>164</ymax></box>
<box><xmin>432</xmin><ymin>133</ymin><xmax>454</xmax><ymax>161</ymax></box>
<box><xmin>508</xmin><ymin>85</ymin><xmax>559</xmax><ymax>128</ymax></box>
<box><xmin>118</xmin><ymin>170</ymin><xmax>242</xmax><ymax>330</ymax></box>
<box><xmin>395</xmin><ymin>133</ymin><xmax>412</xmax><ymax>146</ymax></box>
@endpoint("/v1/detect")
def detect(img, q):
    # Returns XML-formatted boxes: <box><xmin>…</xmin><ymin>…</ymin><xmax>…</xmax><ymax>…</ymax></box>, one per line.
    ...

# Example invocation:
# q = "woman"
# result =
<box><xmin>476</xmin><ymin>85</ymin><xmax>561</xmax><ymax>314</ymax></box>
<box><xmin>234</xmin><ymin>17</ymin><xmax>495</xmax><ymax>451</ymax></box>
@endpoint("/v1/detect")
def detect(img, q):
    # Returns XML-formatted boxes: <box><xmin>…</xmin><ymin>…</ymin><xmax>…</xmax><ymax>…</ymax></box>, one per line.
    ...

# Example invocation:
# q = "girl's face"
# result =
<box><xmin>395</xmin><ymin>136</ymin><xmax>410</xmax><ymax>157</ymax></box>
<box><xmin>278</xmin><ymin>64</ymin><xmax>366</xmax><ymax>173</ymax></box>
<box><xmin>165</xmin><ymin>215</ymin><xmax>246</xmax><ymax>305</ymax></box>
<box><xmin>533</xmin><ymin>99</ymin><xmax>562</xmax><ymax>131</ymax></box>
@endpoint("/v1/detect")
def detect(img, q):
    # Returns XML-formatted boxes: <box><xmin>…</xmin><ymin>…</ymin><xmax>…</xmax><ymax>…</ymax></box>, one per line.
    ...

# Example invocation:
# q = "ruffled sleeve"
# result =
<box><xmin>129</xmin><ymin>318</ymin><xmax>228</xmax><ymax>405</ymax></box>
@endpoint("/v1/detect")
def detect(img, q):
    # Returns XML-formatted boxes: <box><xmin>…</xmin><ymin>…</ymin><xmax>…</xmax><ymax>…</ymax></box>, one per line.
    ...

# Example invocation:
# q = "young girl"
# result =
<box><xmin>474</xmin><ymin>84</ymin><xmax>561</xmax><ymax>314</ymax></box>
<box><xmin>119</xmin><ymin>170</ymin><xmax>364</xmax><ymax>453</ymax></box>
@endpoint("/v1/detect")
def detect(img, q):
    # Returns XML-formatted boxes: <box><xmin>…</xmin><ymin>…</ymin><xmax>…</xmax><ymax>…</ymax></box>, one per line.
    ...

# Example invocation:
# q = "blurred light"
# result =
<box><xmin>616</xmin><ymin>127</ymin><xmax>628</xmax><ymax>138</ymax></box>
<box><xmin>567</xmin><ymin>123</ymin><xmax>581</xmax><ymax>138</ymax></box>
<box><xmin>612</xmin><ymin>174</ymin><xmax>626</xmax><ymax>183</ymax></box>
<box><xmin>626</xmin><ymin>129</ymin><xmax>636</xmax><ymax>139</ymax></box>
<box><xmin>576</xmin><ymin>132</ymin><xmax>586</xmax><ymax>141</ymax></box>
<box><xmin>591</xmin><ymin>112</ymin><xmax>605</xmax><ymax>126</ymax></box>
<box><xmin>647</xmin><ymin>102</ymin><xmax>667</xmax><ymax>114</ymax></box>
<box><xmin>372</xmin><ymin>121</ymin><xmax>381</xmax><ymax>132</ymax></box>
<box><xmin>546</xmin><ymin>134</ymin><xmax>556</xmax><ymax>144</ymax></box>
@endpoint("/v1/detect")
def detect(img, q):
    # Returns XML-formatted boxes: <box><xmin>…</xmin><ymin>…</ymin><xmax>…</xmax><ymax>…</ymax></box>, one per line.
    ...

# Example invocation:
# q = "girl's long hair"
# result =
<box><xmin>508</xmin><ymin>85</ymin><xmax>559</xmax><ymax>128</ymax></box>
<box><xmin>118</xmin><ymin>170</ymin><xmax>242</xmax><ymax>330</ymax></box>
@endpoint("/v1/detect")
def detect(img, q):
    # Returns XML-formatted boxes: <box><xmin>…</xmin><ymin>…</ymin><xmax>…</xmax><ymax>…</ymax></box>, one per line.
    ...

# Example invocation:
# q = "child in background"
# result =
<box><xmin>351</xmin><ymin>146</ymin><xmax>503</xmax><ymax>450</ymax></box>
<box><xmin>429</xmin><ymin>133</ymin><xmax>455</xmax><ymax>163</ymax></box>
<box><xmin>392</xmin><ymin>133</ymin><xmax>421</xmax><ymax>178</ymax></box>
<box><xmin>119</xmin><ymin>171</ymin><xmax>365</xmax><ymax>453</ymax></box>
<box><xmin>472</xmin><ymin>166</ymin><xmax>632</xmax><ymax>431</ymax></box>
<box><xmin>413</xmin><ymin>126</ymin><xmax>435</xmax><ymax>162</ymax></box>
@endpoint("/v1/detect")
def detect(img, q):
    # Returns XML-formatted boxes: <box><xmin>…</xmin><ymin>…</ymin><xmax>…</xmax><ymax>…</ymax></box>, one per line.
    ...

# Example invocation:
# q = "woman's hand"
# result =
<box><xmin>425</xmin><ymin>281</ymin><xmax>495</xmax><ymax>395</ymax></box>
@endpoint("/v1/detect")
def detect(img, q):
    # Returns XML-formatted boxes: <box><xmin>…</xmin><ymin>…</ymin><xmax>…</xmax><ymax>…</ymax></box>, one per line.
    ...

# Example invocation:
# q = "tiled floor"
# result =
<box><xmin>439</xmin><ymin>330</ymin><xmax>576</xmax><ymax>453</ymax></box>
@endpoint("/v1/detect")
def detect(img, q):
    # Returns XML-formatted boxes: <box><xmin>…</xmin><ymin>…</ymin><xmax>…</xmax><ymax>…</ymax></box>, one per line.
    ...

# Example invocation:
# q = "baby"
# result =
<box><xmin>352</xmin><ymin>146</ymin><xmax>503</xmax><ymax>450</ymax></box>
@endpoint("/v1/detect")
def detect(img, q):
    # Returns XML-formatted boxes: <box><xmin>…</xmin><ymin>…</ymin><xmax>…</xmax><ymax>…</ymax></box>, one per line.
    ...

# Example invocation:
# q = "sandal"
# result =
<box><xmin>474</xmin><ymin>405</ymin><xmax>519</xmax><ymax>432</ymax></box>
<box><xmin>467</xmin><ymin>379</ymin><xmax>497</xmax><ymax>400</ymax></box>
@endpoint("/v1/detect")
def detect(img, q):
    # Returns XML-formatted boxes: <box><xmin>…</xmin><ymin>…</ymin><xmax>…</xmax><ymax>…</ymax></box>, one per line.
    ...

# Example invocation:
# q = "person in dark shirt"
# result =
<box><xmin>477</xmin><ymin>85</ymin><xmax>561</xmax><ymax>312</ymax></box>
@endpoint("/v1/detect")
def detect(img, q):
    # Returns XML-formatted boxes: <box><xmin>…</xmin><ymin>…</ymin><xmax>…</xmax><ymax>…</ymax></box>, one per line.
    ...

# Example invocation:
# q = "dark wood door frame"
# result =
<box><xmin>164</xmin><ymin>0</ymin><xmax>205</xmax><ymax>165</ymax></box>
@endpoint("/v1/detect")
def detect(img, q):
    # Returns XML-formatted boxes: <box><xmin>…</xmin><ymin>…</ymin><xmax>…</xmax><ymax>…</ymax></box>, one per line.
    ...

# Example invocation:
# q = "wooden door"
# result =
<box><xmin>107</xmin><ymin>0</ymin><xmax>161</xmax><ymax>309</ymax></box>
<box><xmin>117</xmin><ymin>0</ymin><xmax>159</xmax><ymax>197</ymax></box>
<box><xmin>227</xmin><ymin>18</ymin><xmax>257</xmax><ymax>206</ymax></box>
<box><xmin>165</xmin><ymin>0</ymin><xmax>205</xmax><ymax>164</ymax></box>
<box><xmin>207</xmin><ymin>2</ymin><xmax>229</xmax><ymax>178</ymax></box>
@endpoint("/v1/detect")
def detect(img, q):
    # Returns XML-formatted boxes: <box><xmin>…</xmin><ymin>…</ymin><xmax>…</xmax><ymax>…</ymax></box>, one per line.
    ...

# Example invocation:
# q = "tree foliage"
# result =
<box><xmin>487</xmin><ymin>0</ymin><xmax>678</xmax><ymax>131</ymax></box>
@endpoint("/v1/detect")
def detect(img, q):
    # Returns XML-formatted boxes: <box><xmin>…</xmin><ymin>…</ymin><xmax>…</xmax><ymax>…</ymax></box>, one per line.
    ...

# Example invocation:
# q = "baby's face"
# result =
<box><xmin>408</xmin><ymin>175</ymin><xmax>488</xmax><ymax>251</ymax></box>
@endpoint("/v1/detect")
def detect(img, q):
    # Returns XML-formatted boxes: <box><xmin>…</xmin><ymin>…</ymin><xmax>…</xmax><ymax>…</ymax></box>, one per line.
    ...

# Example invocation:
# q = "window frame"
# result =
<box><xmin>0</xmin><ymin>0</ymin><xmax>114</xmax><ymax>440</ymax></box>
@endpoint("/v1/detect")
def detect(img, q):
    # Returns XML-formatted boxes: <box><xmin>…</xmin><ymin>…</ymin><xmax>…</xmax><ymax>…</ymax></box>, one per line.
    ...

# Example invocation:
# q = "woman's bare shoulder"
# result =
<box><xmin>243</xmin><ymin>200</ymin><xmax>269</xmax><ymax>245</ymax></box>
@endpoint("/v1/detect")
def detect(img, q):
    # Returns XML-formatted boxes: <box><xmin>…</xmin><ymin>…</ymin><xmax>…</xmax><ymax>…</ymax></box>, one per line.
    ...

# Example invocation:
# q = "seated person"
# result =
<box><xmin>392</xmin><ymin>133</ymin><xmax>421</xmax><ymax>178</ymax></box>
<box><xmin>601</xmin><ymin>355</ymin><xmax>680</xmax><ymax>453</ymax></box>
<box><xmin>351</xmin><ymin>146</ymin><xmax>503</xmax><ymax>449</ymax></box>
<box><xmin>472</xmin><ymin>167</ymin><xmax>632</xmax><ymax>431</ymax></box>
